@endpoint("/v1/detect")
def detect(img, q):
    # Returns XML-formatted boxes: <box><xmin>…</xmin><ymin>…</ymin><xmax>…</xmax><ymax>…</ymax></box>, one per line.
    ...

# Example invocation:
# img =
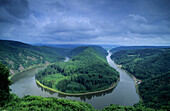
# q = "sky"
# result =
<box><xmin>0</xmin><ymin>0</ymin><xmax>170</xmax><ymax>46</ymax></box>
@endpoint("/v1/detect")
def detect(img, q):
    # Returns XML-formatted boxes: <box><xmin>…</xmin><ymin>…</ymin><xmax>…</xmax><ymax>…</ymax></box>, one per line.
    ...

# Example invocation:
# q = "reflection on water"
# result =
<box><xmin>36</xmin><ymin>81</ymin><xmax>56</xmax><ymax>95</ymax></box>
<box><xmin>36</xmin><ymin>79</ymin><xmax>115</xmax><ymax>101</ymax></box>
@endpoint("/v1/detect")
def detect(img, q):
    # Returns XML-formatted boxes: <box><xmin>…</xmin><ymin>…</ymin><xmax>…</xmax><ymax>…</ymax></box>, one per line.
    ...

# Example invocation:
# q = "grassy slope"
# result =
<box><xmin>110</xmin><ymin>48</ymin><xmax>170</xmax><ymax>110</ymax></box>
<box><xmin>36</xmin><ymin>46</ymin><xmax>119</xmax><ymax>93</ymax></box>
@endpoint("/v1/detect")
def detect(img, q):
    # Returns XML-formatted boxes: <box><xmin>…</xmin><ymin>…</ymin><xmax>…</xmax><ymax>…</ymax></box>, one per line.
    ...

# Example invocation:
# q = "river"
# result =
<box><xmin>10</xmin><ymin>51</ymin><xmax>139</xmax><ymax>109</ymax></box>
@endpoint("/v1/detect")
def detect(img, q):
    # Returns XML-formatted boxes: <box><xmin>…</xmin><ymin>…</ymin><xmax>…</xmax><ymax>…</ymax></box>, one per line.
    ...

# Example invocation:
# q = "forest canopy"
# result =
<box><xmin>36</xmin><ymin>46</ymin><xmax>119</xmax><ymax>93</ymax></box>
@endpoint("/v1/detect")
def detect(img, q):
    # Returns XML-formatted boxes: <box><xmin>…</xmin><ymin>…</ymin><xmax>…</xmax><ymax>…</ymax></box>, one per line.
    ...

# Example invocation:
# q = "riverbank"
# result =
<box><xmin>9</xmin><ymin>64</ymin><xmax>48</xmax><ymax>80</ymax></box>
<box><xmin>115</xmin><ymin>63</ymin><xmax>143</xmax><ymax>102</ymax></box>
<box><xmin>36</xmin><ymin>78</ymin><xmax>120</xmax><ymax>96</ymax></box>
<box><xmin>9</xmin><ymin>57</ymin><xmax>68</xmax><ymax>80</ymax></box>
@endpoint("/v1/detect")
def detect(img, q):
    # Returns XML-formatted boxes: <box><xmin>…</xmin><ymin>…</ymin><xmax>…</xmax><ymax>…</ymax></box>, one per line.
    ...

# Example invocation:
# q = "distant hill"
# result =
<box><xmin>99</xmin><ymin>45</ymin><xmax>121</xmax><ymax>50</ymax></box>
<box><xmin>0</xmin><ymin>40</ymin><xmax>71</xmax><ymax>75</ymax></box>
<box><xmin>32</xmin><ymin>43</ymin><xmax>87</xmax><ymax>49</ymax></box>
<box><xmin>110</xmin><ymin>46</ymin><xmax>170</xmax><ymax>53</ymax></box>
<box><xmin>33</xmin><ymin>43</ymin><xmax>121</xmax><ymax>50</ymax></box>
<box><xmin>68</xmin><ymin>45</ymin><xmax>107</xmax><ymax>58</ymax></box>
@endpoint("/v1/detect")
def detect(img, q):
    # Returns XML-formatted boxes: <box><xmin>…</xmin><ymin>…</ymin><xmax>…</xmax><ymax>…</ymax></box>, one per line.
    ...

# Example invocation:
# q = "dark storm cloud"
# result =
<box><xmin>0</xmin><ymin>0</ymin><xmax>170</xmax><ymax>45</ymax></box>
<box><xmin>0</xmin><ymin>0</ymin><xmax>30</xmax><ymax>23</ymax></box>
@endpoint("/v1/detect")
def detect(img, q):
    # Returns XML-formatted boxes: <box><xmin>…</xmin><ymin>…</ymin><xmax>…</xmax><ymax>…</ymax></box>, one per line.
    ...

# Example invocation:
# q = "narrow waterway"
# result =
<box><xmin>10</xmin><ymin>52</ymin><xmax>139</xmax><ymax>109</ymax></box>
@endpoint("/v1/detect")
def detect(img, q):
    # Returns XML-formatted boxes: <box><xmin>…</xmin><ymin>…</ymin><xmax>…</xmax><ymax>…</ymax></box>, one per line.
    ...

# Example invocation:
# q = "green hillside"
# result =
<box><xmin>110</xmin><ymin>46</ymin><xmax>170</xmax><ymax>53</ymax></box>
<box><xmin>111</xmin><ymin>48</ymin><xmax>170</xmax><ymax>79</ymax></box>
<box><xmin>36</xmin><ymin>46</ymin><xmax>119</xmax><ymax>93</ymax></box>
<box><xmin>111</xmin><ymin>48</ymin><xmax>170</xmax><ymax>110</ymax></box>
<box><xmin>2</xmin><ymin>94</ymin><xmax>159</xmax><ymax>111</ymax></box>
<box><xmin>68</xmin><ymin>45</ymin><xmax>107</xmax><ymax>58</ymax></box>
<box><xmin>0</xmin><ymin>40</ymin><xmax>70</xmax><ymax>75</ymax></box>
<box><xmin>139</xmin><ymin>72</ymin><xmax>170</xmax><ymax>110</ymax></box>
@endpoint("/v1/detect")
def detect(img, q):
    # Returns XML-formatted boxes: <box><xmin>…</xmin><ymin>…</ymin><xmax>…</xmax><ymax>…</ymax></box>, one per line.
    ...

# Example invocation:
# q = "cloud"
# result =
<box><xmin>0</xmin><ymin>0</ymin><xmax>30</xmax><ymax>23</ymax></box>
<box><xmin>44</xmin><ymin>17</ymin><xmax>94</xmax><ymax>33</ymax></box>
<box><xmin>0</xmin><ymin>0</ymin><xmax>170</xmax><ymax>45</ymax></box>
<box><xmin>128</xmin><ymin>14</ymin><xmax>147</xmax><ymax>23</ymax></box>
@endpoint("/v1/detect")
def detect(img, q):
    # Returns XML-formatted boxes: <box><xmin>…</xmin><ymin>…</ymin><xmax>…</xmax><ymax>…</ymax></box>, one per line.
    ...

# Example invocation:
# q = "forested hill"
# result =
<box><xmin>110</xmin><ymin>46</ymin><xmax>170</xmax><ymax>53</ymax></box>
<box><xmin>68</xmin><ymin>45</ymin><xmax>107</xmax><ymax>58</ymax></box>
<box><xmin>0</xmin><ymin>40</ymin><xmax>71</xmax><ymax>75</ymax></box>
<box><xmin>111</xmin><ymin>48</ymin><xmax>170</xmax><ymax>79</ymax></box>
<box><xmin>139</xmin><ymin>71</ymin><xmax>170</xmax><ymax>110</ymax></box>
<box><xmin>111</xmin><ymin>48</ymin><xmax>170</xmax><ymax>110</ymax></box>
<box><xmin>36</xmin><ymin>46</ymin><xmax>119</xmax><ymax>93</ymax></box>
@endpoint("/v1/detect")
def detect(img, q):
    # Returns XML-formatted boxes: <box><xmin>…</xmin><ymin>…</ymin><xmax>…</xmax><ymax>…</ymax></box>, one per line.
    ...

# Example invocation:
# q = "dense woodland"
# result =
<box><xmin>111</xmin><ymin>48</ymin><xmax>170</xmax><ymax>110</ymax></box>
<box><xmin>139</xmin><ymin>71</ymin><xmax>170</xmax><ymax>110</ymax></box>
<box><xmin>36</xmin><ymin>46</ymin><xmax>119</xmax><ymax>93</ymax></box>
<box><xmin>0</xmin><ymin>40</ymin><xmax>71</xmax><ymax>74</ymax></box>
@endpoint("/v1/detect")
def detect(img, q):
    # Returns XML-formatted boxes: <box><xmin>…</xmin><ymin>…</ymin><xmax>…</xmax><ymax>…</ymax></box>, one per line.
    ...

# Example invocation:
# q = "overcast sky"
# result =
<box><xmin>0</xmin><ymin>0</ymin><xmax>170</xmax><ymax>45</ymax></box>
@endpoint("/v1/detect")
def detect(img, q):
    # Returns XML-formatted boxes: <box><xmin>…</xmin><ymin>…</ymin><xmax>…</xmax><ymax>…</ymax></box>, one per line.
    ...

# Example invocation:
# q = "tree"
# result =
<box><xmin>0</xmin><ymin>62</ymin><xmax>11</xmax><ymax>106</ymax></box>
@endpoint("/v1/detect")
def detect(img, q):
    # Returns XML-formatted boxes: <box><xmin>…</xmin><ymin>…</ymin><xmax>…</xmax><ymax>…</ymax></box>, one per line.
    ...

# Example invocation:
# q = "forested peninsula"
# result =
<box><xmin>36</xmin><ymin>46</ymin><xmax>119</xmax><ymax>94</ymax></box>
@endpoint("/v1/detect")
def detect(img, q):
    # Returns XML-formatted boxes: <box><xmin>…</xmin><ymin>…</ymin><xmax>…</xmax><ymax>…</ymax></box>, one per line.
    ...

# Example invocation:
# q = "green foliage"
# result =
<box><xmin>111</xmin><ymin>48</ymin><xmax>170</xmax><ymax>79</ymax></box>
<box><xmin>0</xmin><ymin>62</ymin><xmax>11</xmax><ymax>106</ymax></box>
<box><xmin>0</xmin><ymin>40</ymin><xmax>70</xmax><ymax>74</ymax></box>
<box><xmin>2</xmin><ymin>94</ymin><xmax>164</xmax><ymax>111</ymax></box>
<box><xmin>111</xmin><ymin>48</ymin><xmax>170</xmax><ymax>110</ymax></box>
<box><xmin>139</xmin><ymin>72</ymin><xmax>170</xmax><ymax>110</ymax></box>
<box><xmin>2</xmin><ymin>95</ymin><xmax>96</xmax><ymax>111</ymax></box>
<box><xmin>68</xmin><ymin>45</ymin><xmax>107</xmax><ymax>58</ymax></box>
<box><xmin>110</xmin><ymin>46</ymin><xmax>170</xmax><ymax>53</ymax></box>
<box><xmin>37</xmin><ymin>46</ymin><xmax>119</xmax><ymax>93</ymax></box>
<box><xmin>102</xmin><ymin>103</ymin><xmax>158</xmax><ymax>111</ymax></box>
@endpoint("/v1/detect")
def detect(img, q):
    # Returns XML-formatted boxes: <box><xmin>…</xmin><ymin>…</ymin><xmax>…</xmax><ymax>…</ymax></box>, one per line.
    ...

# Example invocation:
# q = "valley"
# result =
<box><xmin>0</xmin><ymin>40</ymin><xmax>169</xmax><ymax>110</ymax></box>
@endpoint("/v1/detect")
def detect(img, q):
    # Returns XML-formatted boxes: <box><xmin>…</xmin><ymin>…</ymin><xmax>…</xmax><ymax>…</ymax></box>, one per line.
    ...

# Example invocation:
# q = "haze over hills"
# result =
<box><xmin>32</xmin><ymin>43</ymin><xmax>121</xmax><ymax>50</ymax></box>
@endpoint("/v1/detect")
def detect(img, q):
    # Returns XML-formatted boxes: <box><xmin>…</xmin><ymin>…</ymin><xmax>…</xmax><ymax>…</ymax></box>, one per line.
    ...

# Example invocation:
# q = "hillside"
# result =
<box><xmin>36</xmin><ymin>46</ymin><xmax>119</xmax><ymax>93</ymax></box>
<box><xmin>139</xmin><ymin>72</ymin><xmax>170</xmax><ymax>110</ymax></box>
<box><xmin>0</xmin><ymin>40</ymin><xmax>71</xmax><ymax>75</ymax></box>
<box><xmin>111</xmin><ymin>48</ymin><xmax>170</xmax><ymax>110</ymax></box>
<box><xmin>68</xmin><ymin>45</ymin><xmax>107</xmax><ymax>58</ymax></box>
<box><xmin>110</xmin><ymin>46</ymin><xmax>170</xmax><ymax>53</ymax></box>
<box><xmin>2</xmin><ymin>94</ymin><xmax>159</xmax><ymax>111</ymax></box>
<box><xmin>111</xmin><ymin>48</ymin><xmax>170</xmax><ymax>79</ymax></box>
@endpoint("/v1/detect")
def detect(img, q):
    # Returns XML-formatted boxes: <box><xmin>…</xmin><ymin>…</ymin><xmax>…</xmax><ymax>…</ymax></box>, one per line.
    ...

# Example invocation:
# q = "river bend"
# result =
<box><xmin>10</xmin><ymin>51</ymin><xmax>139</xmax><ymax>109</ymax></box>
